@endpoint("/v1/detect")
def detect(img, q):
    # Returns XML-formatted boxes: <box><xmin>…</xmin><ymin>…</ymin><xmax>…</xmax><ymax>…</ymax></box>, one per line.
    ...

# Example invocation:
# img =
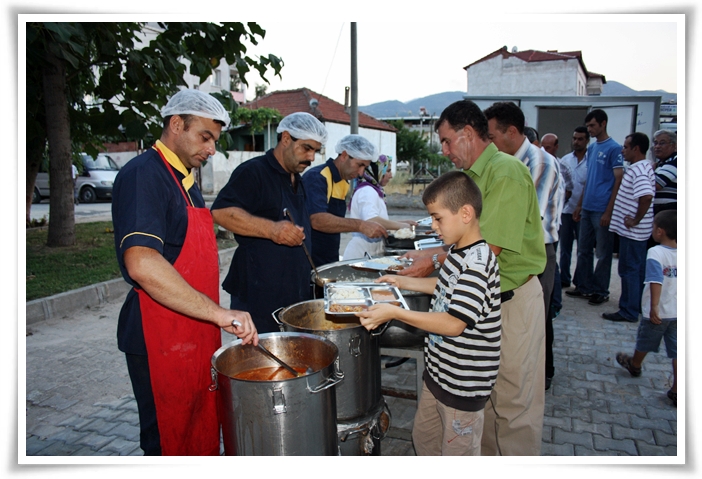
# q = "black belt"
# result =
<box><xmin>501</xmin><ymin>290</ymin><xmax>514</xmax><ymax>303</ymax></box>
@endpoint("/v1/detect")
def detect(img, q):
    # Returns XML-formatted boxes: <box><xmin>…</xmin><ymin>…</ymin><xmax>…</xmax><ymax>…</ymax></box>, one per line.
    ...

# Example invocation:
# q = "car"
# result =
<box><xmin>76</xmin><ymin>153</ymin><xmax>120</xmax><ymax>203</ymax></box>
<box><xmin>33</xmin><ymin>171</ymin><xmax>50</xmax><ymax>204</ymax></box>
<box><xmin>31</xmin><ymin>153</ymin><xmax>121</xmax><ymax>204</ymax></box>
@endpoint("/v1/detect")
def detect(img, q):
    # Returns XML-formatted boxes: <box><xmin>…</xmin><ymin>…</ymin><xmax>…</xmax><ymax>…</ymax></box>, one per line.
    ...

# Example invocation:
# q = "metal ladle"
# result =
<box><xmin>232</xmin><ymin>320</ymin><xmax>311</xmax><ymax>377</ymax></box>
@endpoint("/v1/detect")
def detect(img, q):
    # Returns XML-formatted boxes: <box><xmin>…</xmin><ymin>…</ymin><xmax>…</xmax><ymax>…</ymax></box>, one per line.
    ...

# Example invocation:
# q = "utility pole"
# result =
<box><xmin>350</xmin><ymin>22</ymin><xmax>358</xmax><ymax>133</ymax></box>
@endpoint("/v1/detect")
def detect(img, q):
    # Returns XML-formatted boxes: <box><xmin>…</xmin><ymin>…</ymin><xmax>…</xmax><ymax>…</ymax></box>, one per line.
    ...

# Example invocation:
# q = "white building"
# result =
<box><xmin>465</xmin><ymin>46</ymin><xmax>605</xmax><ymax>97</ymax></box>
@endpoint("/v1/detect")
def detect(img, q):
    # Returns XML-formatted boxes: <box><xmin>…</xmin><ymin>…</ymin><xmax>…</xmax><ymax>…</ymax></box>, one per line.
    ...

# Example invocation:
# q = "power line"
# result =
<box><xmin>320</xmin><ymin>22</ymin><xmax>345</xmax><ymax>98</ymax></box>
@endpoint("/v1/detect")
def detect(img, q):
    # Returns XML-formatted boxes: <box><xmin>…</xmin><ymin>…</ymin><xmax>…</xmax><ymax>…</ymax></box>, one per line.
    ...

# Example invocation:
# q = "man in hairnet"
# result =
<box><xmin>302</xmin><ymin>134</ymin><xmax>387</xmax><ymax>266</ymax></box>
<box><xmin>112</xmin><ymin>89</ymin><xmax>258</xmax><ymax>456</ymax></box>
<box><xmin>212</xmin><ymin>112</ymin><xmax>328</xmax><ymax>333</ymax></box>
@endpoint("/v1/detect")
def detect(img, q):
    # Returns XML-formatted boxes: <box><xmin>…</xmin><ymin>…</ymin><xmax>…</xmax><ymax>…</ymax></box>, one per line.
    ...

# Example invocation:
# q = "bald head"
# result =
<box><xmin>541</xmin><ymin>133</ymin><xmax>559</xmax><ymax>157</ymax></box>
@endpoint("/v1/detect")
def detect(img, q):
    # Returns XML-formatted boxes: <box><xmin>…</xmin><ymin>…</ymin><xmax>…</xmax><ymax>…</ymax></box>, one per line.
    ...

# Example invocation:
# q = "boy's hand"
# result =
<box><xmin>650</xmin><ymin>305</ymin><xmax>662</xmax><ymax>325</ymax></box>
<box><xmin>356</xmin><ymin>303</ymin><xmax>400</xmax><ymax>331</ymax></box>
<box><xmin>376</xmin><ymin>275</ymin><xmax>401</xmax><ymax>288</ymax></box>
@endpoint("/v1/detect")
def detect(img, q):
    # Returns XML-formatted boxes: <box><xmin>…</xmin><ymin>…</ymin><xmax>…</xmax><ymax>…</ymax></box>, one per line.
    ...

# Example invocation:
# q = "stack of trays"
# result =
<box><xmin>324</xmin><ymin>283</ymin><xmax>410</xmax><ymax>316</ymax></box>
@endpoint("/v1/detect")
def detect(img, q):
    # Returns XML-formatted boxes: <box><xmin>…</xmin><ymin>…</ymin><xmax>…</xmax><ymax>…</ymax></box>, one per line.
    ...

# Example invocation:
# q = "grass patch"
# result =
<box><xmin>26</xmin><ymin>221</ymin><xmax>238</xmax><ymax>302</ymax></box>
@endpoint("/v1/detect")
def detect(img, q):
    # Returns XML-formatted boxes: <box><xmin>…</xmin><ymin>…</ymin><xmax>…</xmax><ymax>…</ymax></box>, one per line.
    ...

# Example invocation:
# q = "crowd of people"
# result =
<box><xmin>110</xmin><ymin>89</ymin><xmax>678</xmax><ymax>457</ymax></box>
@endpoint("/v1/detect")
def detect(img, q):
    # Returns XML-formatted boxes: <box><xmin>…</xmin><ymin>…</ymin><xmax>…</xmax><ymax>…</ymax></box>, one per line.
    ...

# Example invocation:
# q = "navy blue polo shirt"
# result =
<box><xmin>211</xmin><ymin>149</ymin><xmax>310</xmax><ymax>296</ymax></box>
<box><xmin>112</xmin><ymin>146</ymin><xmax>205</xmax><ymax>355</ymax></box>
<box><xmin>302</xmin><ymin>158</ymin><xmax>349</xmax><ymax>266</ymax></box>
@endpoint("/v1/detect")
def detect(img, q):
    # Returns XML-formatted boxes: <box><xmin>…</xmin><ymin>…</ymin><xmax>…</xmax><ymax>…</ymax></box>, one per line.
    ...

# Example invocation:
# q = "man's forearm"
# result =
<box><xmin>212</xmin><ymin>206</ymin><xmax>275</xmax><ymax>240</ymax></box>
<box><xmin>310</xmin><ymin>212</ymin><xmax>363</xmax><ymax>234</ymax></box>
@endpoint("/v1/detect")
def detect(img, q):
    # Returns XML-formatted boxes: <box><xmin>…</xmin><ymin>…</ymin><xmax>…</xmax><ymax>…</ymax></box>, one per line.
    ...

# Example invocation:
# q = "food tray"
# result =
<box><xmin>348</xmin><ymin>256</ymin><xmax>412</xmax><ymax>273</ymax></box>
<box><xmin>324</xmin><ymin>282</ymin><xmax>410</xmax><ymax>315</ymax></box>
<box><xmin>414</xmin><ymin>238</ymin><xmax>444</xmax><ymax>250</ymax></box>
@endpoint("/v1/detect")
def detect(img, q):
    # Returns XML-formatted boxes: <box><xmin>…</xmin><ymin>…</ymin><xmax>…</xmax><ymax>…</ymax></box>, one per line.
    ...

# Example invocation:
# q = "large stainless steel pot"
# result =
<box><xmin>211</xmin><ymin>332</ymin><xmax>343</xmax><ymax>456</ymax></box>
<box><xmin>311</xmin><ymin>258</ymin><xmax>429</xmax><ymax>348</ymax></box>
<box><xmin>273</xmin><ymin>299</ymin><xmax>383</xmax><ymax>421</ymax></box>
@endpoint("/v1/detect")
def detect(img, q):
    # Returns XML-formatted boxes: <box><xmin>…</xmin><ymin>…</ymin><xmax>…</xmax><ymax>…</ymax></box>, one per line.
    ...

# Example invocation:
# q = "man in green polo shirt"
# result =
<box><xmin>399</xmin><ymin>100</ymin><xmax>546</xmax><ymax>456</ymax></box>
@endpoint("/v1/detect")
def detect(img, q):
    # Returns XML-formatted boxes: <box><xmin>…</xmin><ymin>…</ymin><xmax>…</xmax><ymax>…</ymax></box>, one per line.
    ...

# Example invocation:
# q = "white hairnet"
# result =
<box><xmin>276</xmin><ymin>112</ymin><xmax>328</xmax><ymax>144</ymax></box>
<box><xmin>161</xmin><ymin>89</ymin><xmax>231</xmax><ymax>129</ymax></box>
<box><xmin>335</xmin><ymin>134</ymin><xmax>377</xmax><ymax>161</ymax></box>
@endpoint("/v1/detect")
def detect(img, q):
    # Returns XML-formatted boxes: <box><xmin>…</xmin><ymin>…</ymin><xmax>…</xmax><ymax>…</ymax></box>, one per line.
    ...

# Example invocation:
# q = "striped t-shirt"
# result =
<box><xmin>609</xmin><ymin>160</ymin><xmax>656</xmax><ymax>241</ymax></box>
<box><xmin>424</xmin><ymin>239</ymin><xmax>502</xmax><ymax>412</ymax></box>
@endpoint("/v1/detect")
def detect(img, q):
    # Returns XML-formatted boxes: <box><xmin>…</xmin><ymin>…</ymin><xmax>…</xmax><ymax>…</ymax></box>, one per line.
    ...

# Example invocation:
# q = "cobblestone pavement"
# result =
<box><xmin>21</xmin><ymin>207</ymin><xmax>683</xmax><ymax>469</ymax></box>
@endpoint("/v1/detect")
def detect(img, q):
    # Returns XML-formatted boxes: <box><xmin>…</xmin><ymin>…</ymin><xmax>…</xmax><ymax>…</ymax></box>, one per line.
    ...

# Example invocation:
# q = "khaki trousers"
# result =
<box><xmin>412</xmin><ymin>382</ymin><xmax>484</xmax><ymax>456</ymax></box>
<box><xmin>481</xmin><ymin>276</ymin><xmax>545</xmax><ymax>455</ymax></box>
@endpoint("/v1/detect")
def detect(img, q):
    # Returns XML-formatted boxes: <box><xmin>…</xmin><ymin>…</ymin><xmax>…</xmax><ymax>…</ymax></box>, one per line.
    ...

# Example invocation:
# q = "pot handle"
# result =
<box><xmin>369</xmin><ymin>321</ymin><xmax>390</xmax><ymax>337</ymax></box>
<box><xmin>208</xmin><ymin>367</ymin><xmax>218</xmax><ymax>392</ymax></box>
<box><xmin>307</xmin><ymin>363</ymin><xmax>345</xmax><ymax>394</ymax></box>
<box><xmin>271</xmin><ymin>307</ymin><xmax>284</xmax><ymax>327</ymax></box>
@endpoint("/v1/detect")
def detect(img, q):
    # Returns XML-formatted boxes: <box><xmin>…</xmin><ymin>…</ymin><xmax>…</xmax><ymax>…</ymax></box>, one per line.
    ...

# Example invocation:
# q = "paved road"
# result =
<box><xmin>20</xmin><ymin>202</ymin><xmax>682</xmax><ymax>473</ymax></box>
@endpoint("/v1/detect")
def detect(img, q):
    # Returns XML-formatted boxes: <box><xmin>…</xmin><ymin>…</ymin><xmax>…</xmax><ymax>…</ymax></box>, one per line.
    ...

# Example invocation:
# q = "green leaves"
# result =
<box><xmin>27</xmin><ymin>21</ymin><xmax>285</xmax><ymax>151</ymax></box>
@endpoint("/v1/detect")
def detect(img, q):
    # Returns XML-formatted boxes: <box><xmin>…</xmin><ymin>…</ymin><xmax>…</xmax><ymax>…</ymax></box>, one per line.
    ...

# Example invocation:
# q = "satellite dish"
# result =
<box><xmin>512</xmin><ymin>46</ymin><xmax>518</xmax><ymax>53</ymax></box>
<box><xmin>309</xmin><ymin>98</ymin><xmax>319</xmax><ymax>109</ymax></box>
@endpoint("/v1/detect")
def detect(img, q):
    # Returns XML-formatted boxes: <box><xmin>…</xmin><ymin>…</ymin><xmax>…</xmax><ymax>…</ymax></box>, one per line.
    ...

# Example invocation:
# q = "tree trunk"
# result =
<box><xmin>26</xmin><ymin>134</ymin><xmax>45</xmax><ymax>225</ymax></box>
<box><xmin>43</xmin><ymin>50</ymin><xmax>75</xmax><ymax>247</ymax></box>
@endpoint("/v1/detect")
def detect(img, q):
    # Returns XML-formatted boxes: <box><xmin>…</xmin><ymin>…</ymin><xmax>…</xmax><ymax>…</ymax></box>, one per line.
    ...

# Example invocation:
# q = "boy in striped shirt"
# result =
<box><xmin>603</xmin><ymin>132</ymin><xmax>656</xmax><ymax>323</ymax></box>
<box><xmin>357</xmin><ymin>171</ymin><xmax>501</xmax><ymax>455</ymax></box>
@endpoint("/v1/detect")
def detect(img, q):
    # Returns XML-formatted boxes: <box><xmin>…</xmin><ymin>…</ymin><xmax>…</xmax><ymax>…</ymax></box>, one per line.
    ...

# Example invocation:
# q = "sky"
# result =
<box><xmin>241</xmin><ymin>16</ymin><xmax>682</xmax><ymax>106</ymax></box>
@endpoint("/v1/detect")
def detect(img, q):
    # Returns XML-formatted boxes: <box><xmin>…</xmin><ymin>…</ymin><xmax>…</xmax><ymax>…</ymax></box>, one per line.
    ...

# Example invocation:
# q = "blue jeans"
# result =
<box><xmin>617</xmin><ymin>236</ymin><xmax>648</xmax><ymax>320</ymax></box>
<box><xmin>573</xmin><ymin>209</ymin><xmax>614</xmax><ymax>296</ymax></box>
<box><xmin>558</xmin><ymin>213</ymin><xmax>579</xmax><ymax>285</ymax></box>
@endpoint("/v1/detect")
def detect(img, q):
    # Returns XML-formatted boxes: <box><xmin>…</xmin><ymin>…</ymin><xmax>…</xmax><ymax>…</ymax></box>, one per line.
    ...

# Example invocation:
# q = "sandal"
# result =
<box><xmin>667</xmin><ymin>389</ymin><xmax>677</xmax><ymax>407</ymax></box>
<box><xmin>616</xmin><ymin>353</ymin><xmax>642</xmax><ymax>377</ymax></box>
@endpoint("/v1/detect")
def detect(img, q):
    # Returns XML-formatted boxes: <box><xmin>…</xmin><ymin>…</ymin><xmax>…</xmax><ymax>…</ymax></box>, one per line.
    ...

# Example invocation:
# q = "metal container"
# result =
<box><xmin>311</xmin><ymin>258</ymin><xmax>430</xmax><ymax>348</ymax></box>
<box><xmin>273</xmin><ymin>299</ymin><xmax>384</xmax><ymax>421</ymax></box>
<box><xmin>211</xmin><ymin>332</ymin><xmax>343</xmax><ymax>456</ymax></box>
<box><xmin>337</xmin><ymin>398</ymin><xmax>391</xmax><ymax>456</ymax></box>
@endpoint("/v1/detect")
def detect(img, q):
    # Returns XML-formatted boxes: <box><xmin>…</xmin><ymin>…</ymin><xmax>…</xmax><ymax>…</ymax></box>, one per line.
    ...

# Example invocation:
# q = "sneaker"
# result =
<box><xmin>602</xmin><ymin>311</ymin><xmax>637</xmax><ymax>322</ymax></box>
<box><xmin>588</xmin><ymin>294</ymin><xmax>609</xmax><ymax>305</ymax></box>
<box><xmin>565</xmin><ymin>288</ymin><xmax>591</xmax><ymax>299</ymax></box>
<box><xmin>667</xmin><ymin>389</ymin><xmax>677</xmax><ymax>407</ymax></box>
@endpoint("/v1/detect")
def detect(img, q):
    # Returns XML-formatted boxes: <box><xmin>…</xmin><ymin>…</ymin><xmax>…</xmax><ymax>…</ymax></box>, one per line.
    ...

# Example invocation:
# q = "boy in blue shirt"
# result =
<box><xmin>615</xmin><ymin>210</ymin><xmax>677</xmax><ymax>406</ymax></box>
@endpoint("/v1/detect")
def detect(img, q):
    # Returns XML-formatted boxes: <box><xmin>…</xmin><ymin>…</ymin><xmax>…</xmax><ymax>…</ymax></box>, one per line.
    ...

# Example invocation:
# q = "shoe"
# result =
<box><xmin>565</xmin><ymin>288</ymin><xmax>591</xmax><ymax>299</ymax></box>
<box><xmin>588</xmin><ymin>294</ymin><xmax>609</xmax><ymax>305</ymax></box>
<box><xmin>545</xmin><ymin>377</ymin><xmax>553</xmax><ymax>390</ymax></box>
<box><xmin>615</xmin><ymin>352</ymin><xmax>641</xmax><ymax>377</ymax></box>
<box><xmin>561</xmin><ymin>281</ymin><xmax>570</xmax><ymax>289</ymax></box>
<box><xmin>667</xmin><ymin>389</ymin><xmax>677</xmax><ymax>407</ymax></box>
<box><xmin>602</xmin><ymin>312</ymin><xmax>637</xmax><ymax>322</ymax></box>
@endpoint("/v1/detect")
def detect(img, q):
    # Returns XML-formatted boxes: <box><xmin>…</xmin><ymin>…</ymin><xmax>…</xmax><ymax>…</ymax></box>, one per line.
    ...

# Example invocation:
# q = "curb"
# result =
<box><xmin>26</xmin><ymin>248</ymin><xmax>238</xmax><ymax>326</ymax></box>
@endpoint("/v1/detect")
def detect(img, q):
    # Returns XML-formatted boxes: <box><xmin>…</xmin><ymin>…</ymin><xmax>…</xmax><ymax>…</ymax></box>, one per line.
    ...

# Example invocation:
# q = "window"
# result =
<box><xmin>211</xmin><ymin>70</ymin><xmax>222</xmax><ymax>87</ymax></box>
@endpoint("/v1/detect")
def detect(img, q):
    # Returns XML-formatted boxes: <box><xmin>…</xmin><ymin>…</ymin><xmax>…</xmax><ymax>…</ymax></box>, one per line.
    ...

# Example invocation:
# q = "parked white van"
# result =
<box><xmin>31</xmin><ymin>153</ymin><xmax>120</xmax><ymax>204</ymax></box>
<box><xmin>76</xmin><ymin>153</ymin><xmax>120</xmax><ymax>203</ymax></box>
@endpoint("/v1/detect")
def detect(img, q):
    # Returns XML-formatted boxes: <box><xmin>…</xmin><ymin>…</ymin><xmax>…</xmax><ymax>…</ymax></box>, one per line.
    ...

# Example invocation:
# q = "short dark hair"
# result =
<box><xmin>626</xmin><ymin>132</ymin><xmax>650</xmax><ymax>155</ymax></box>
<box><xmin>524</xmin><ymin>127</ymin><xmax>539</xmax><ymax>144</ymax></box>
<box><xmin>483</xmin><ymin>101</ymin><xmax>525</xmax><ymax>135</ymax></box>
<box><xmin>435</xmin><ymin>100</ymin><xmax>490</xmax><ymax>141</ymax></box>
<box><xmin>422</xmin><ymin>170</ymin><xmax>482</xmax><ymax>218</ymax></box>
<box><xmin>654</xmin><ymin>210</ymin><xmax>676</xmax><ymax>240</ymax></box>
<box><xmin>585</xmin><ymin>109</ymin><xmax>608</xmax><ymax>125</ymax></box>
<box><xmin>574</xmin><ymin>126</ymin><xmax>590</xmax><ymax>138</ymax></box>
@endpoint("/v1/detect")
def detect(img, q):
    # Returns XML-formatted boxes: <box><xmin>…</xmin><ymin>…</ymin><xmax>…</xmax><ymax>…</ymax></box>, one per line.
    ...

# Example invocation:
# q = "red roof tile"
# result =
<box><xmin>242</xmin><ymin>88</ymin><xmax>396</xmax><ymax>132</ymax></box>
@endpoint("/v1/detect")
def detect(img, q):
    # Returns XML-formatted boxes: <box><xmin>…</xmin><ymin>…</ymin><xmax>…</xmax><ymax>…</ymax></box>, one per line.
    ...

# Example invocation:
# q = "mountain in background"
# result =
<box><xmin>360</xmin><ymin>82</ymin><xmax>677</xmax><ymax>118</ymax></box>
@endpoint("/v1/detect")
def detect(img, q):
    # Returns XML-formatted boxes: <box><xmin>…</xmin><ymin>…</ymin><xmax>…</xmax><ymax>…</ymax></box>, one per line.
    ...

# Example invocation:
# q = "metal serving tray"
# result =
<box><xmin>348</xmin><ymin>256</ymin><xmax>412</xmax><ymax>274</ymax></box>
<box><xmin>324</xmin><ymin>282</ymin><xmax>410</xmax><ymax>315</ymax></box>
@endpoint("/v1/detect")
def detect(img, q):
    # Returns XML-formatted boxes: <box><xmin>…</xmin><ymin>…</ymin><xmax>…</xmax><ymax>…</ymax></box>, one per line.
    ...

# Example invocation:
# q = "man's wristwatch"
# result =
<box><xmin>432</xmin><ymin>253</ymin><xmax>441</xmax><ymax>270</ymax></box>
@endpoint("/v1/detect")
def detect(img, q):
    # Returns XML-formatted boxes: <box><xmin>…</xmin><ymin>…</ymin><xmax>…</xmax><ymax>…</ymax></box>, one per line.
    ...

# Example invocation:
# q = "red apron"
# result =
<box><xmin>137</xmin><ymin>147</ymin><xmax>221</xmax><ymax>455</ymax></box>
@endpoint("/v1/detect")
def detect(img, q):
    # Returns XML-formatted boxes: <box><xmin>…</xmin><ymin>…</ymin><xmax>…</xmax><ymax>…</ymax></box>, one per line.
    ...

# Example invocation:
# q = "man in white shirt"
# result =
<box><xmin>559</xmin><ymin>127</ymin><xmax>589</xmax><ymax>288</ymax></box>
